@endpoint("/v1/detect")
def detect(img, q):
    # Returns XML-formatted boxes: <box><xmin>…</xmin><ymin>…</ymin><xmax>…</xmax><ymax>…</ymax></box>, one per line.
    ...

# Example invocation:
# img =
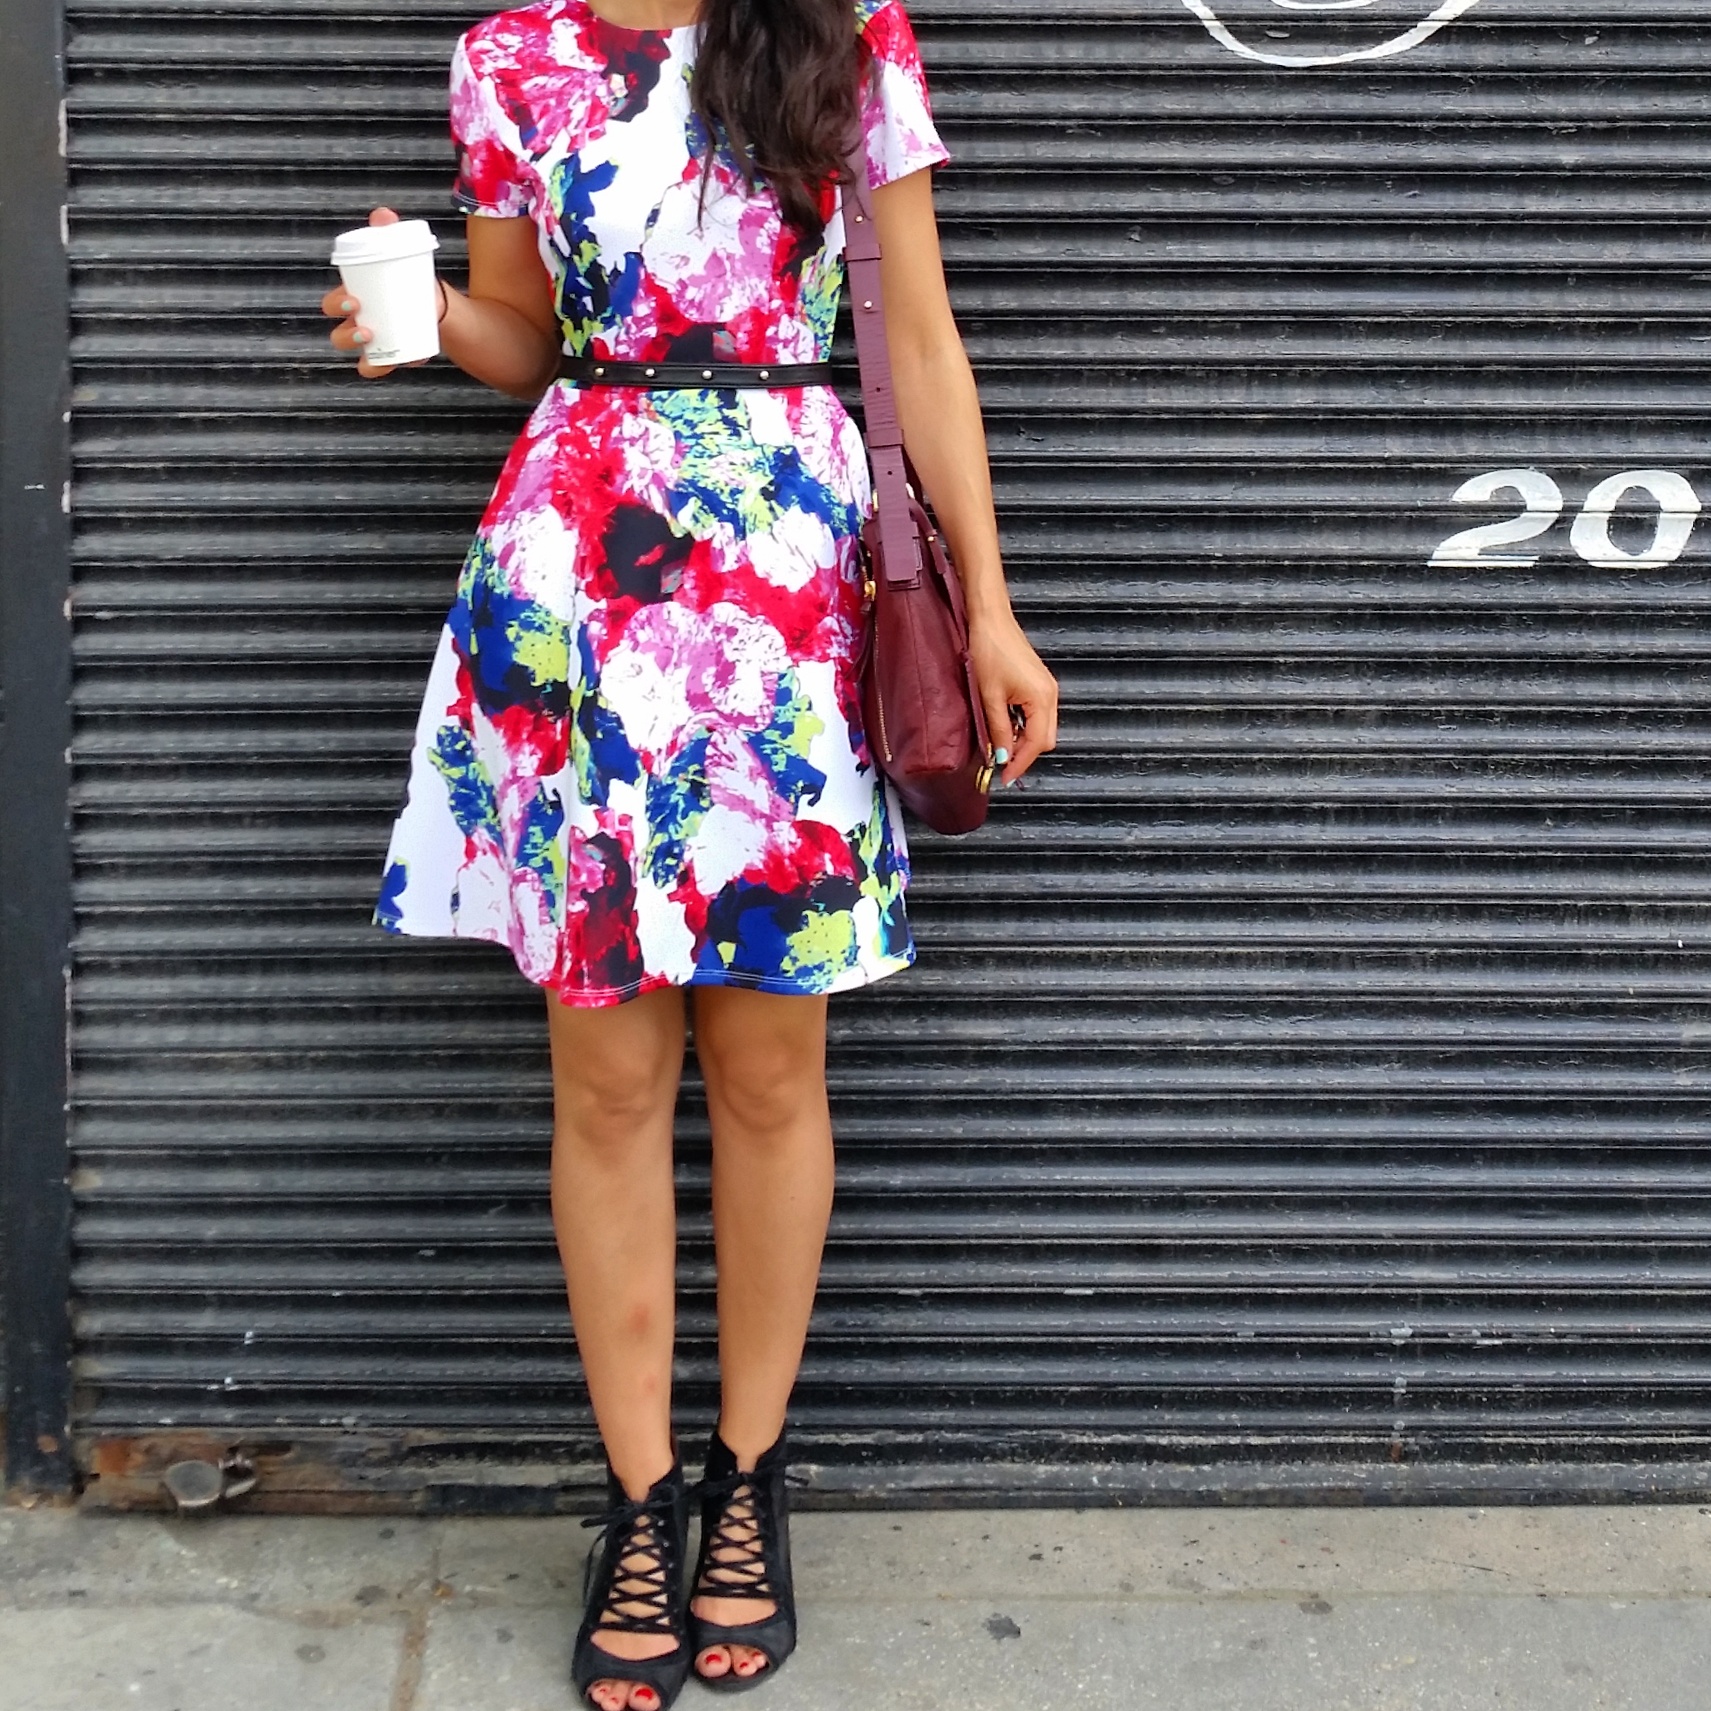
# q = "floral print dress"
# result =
<box><xmin>376</xmin><ymin>0</ymin><xmax>950</xmax><ymax>1004</ymax></box>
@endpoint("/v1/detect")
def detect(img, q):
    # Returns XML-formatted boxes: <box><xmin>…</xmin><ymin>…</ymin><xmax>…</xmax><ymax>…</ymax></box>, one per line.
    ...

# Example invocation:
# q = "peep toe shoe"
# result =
<box><xmin>572</xmin><ymin>1460</ymin><xmax>692</xmax><ymax>1711</ymax></box>
<box><xmin>687</xmin><ymin>1428</ymin><xmax>798</xmax><ymax>1693</ymax></box>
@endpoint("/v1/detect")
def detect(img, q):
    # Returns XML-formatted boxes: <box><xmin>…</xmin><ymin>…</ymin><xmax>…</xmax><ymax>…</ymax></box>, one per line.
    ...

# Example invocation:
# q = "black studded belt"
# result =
<box><xmin>557</xmin><ymin>354</ymin><xmax>836</xmax><ymax>389</ymax></box>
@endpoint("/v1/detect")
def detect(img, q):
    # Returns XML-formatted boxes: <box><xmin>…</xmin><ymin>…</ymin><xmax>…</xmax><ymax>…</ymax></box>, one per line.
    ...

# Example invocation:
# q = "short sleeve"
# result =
<box><xmin>857</xmin><ymin>1</ymin><xmax>951</xmax><ymax>190</ymax></box>
<box><xmin>450</xmin><ymin>34</ymin><xmax>531</xmax><ymax>219</ymax></box>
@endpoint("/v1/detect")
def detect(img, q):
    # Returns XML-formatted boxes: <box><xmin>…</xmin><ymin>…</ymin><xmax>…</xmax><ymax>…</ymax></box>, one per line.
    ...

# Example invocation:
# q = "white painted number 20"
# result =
<box><xmin>1430</xmin><ymin>469</ymin><xmax>1703</xmax><ymax>568</ymax></box>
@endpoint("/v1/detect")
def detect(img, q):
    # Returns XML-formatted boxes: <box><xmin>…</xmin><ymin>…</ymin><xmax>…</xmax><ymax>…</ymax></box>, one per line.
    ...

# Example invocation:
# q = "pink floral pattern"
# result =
<box><xmin>377</xmin><ymin>0</ymin><xmax>950</xmax><ymax>1004</ymax></box>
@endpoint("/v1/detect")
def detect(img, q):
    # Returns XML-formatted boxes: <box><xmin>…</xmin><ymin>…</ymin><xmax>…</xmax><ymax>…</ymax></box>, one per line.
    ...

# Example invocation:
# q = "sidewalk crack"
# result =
<box><xmin>388</xmin><ymin>1530</ymin><xmax>439</xmax><ymax>1711</ymax></box>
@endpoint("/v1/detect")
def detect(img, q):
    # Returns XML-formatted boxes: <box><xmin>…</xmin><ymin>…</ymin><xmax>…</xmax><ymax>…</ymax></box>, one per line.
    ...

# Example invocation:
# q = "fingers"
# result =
<box><xmin>1026</xmin><ymin>680</ymin><xmax>1061</xmax><ymax>767</ymax></box>
<box><xmin>969</xmin><ymin>618</ymin><xmax>1059</xmax><ymax>790</ymax></box>
<box><xmin>368</xmin><ymin>205</ymin><xmax>401</xmax><ymax>226</ymax></box>
<box><xmin>1000</xmin><ymin>703</ymin><xmax>1046</xmax><ymax>786</ymax></box>
<box><xmin>988</xmin><ymin>677</ymin><xmax>1058</xmax><ymax>788</ymax></box>
<box><xmin>978</xmin><ymin>684</ymin><xmax>1012</xmax><ymax>779</ymax></box>
<box><xmin>339</xmin><ymin>325</ymin><xmax>396</xmax><ymax>380</ymax></box>
<box><xmin>321</xmin><ymin>287</ymin><xmax>367</xmax><ymax>356</ymax></box>
<box><xmin>324</xmin><ymin>303</ymin><xmax>397</xmax><ymax>379</ymax></box>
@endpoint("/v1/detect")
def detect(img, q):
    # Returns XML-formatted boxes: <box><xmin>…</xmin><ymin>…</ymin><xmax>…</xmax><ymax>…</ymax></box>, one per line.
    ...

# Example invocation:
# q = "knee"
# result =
<box><xmin>698</xmin><ymin>1035</ymin><xmax>826</xmax><ymax>1143</ymax></box>
<box><xmin>548</xmin><ymin>989</ymin><xmax>684</xmax><ymax>1162</ymax></box>
<box><xmin>554</xmin><ymin>1048</ymin><xmax>678</xmax><ymax>1155</ymax></box>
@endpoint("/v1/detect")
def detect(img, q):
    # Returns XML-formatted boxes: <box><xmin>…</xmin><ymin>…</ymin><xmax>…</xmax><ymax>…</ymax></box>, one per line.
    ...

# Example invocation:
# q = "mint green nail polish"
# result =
<box><xmin>993</xmin><ymin>747</ymin><xmax>1010</xmax><ymax>765</ymax></box>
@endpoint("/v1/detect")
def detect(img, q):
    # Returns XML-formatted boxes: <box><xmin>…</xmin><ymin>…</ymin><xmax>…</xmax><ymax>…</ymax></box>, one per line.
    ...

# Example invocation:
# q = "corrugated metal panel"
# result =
<box><xmin>65</xmin><ymin>0</ymin><xmax>1711</xmax><ymax>1507</ymax></box>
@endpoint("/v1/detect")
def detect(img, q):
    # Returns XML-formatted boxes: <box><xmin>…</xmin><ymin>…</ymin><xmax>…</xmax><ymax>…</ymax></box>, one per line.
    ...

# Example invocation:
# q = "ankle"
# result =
<box><xmin>714</xmin><ymin>1418</ymin><xmax>783</xmax><ymax>1473</ymax></box>
<box><xmin>611</xmin><ymin>1443</ymin><xmax>677</xmax><ymax>1500</ymax></box>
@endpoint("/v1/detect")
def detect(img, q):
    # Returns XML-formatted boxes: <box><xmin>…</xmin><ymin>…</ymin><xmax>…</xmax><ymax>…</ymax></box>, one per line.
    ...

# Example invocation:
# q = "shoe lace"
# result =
<box><xmin>582</xmin><ymin>1485</ymin><xmax>680</xmax><ymax>1637</ymax></box>
<box><xmin>689</xmin><ymin>1468</ymin><xmax>803</xmax><ymax>1604</ymax></box>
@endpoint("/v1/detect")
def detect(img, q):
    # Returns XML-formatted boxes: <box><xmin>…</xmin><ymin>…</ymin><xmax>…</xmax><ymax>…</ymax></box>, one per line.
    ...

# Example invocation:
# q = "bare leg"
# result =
<box><xmin>549</xmin><ymin>987</ymin><xmax>686</xmax><ymax>1711</ymax></box>
<box><xmin>688</xmin><ymin>987</ymin><xmax>834</xmax><ymax>1682</ymax></box>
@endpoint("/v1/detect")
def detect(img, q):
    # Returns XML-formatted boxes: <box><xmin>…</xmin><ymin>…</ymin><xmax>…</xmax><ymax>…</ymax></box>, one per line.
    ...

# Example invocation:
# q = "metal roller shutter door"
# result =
<box><xmin>66</xmin><ymin>0</ymin><xmax>1711</xmax><ymax>1508</ymax></box>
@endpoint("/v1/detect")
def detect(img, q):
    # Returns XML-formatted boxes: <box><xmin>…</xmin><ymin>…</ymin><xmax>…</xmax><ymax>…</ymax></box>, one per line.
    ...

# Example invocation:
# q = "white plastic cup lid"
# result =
<box><xmin>331</xmin><ymin>219</ymin><xmax>441</xmax><ymax>267</ymax></box>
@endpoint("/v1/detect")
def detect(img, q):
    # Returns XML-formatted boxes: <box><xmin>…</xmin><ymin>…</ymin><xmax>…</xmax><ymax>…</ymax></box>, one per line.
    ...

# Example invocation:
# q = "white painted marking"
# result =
<box><xmin>1429</xmin><ymin>467</ymin><xmax>1705</xmax><ymax>569</ymax></box>
<box><xmin>1430</xmin><ymin>469</ymin><xmax>1563</xmax><ymax>568</ymax></box>
<box><xmin>1180</xmin><ymin>0</ymin><xmax>1484</xmax><ymax>67</ymax></box>
<box><xmin>1570</xmin><ymin>470</ymin><xmax>1702</xmax><ymax>568</ymax></box>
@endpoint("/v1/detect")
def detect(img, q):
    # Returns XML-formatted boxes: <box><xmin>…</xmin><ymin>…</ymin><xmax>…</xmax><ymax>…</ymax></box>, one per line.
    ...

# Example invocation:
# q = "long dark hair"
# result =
<box><xmin>691</xmin><ymin>0</ymin><xmax>871</xmax><ymax>240</ymax></box>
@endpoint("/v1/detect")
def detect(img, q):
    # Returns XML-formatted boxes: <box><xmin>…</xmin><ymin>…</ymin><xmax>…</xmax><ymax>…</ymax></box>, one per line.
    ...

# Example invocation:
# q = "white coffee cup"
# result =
<box><xmin>331</xmin><ymin>220</ymin><xmax>442</xmax><ymax>367</ymax></box>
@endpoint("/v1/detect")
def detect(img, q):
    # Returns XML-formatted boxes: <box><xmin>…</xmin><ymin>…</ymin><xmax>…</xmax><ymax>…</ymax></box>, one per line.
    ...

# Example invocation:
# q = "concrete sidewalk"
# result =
<box><xmin>3</xmin><ymin>1504</ymin><xmax>1710</xmax><ymax>1710</ymax></box>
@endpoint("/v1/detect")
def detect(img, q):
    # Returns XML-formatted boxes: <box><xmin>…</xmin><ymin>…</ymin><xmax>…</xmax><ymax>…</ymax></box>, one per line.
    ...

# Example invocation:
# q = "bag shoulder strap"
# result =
<box><xmin>842</xmin><ymin>123</ymin><xmax>923</xmax><ymax>590</ymax></box>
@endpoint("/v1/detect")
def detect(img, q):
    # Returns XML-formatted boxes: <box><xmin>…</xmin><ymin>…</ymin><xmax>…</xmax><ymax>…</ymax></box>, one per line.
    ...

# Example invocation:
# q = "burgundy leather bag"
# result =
<box><xmin>843</xmin><ymin>130</ymin><xmax>994</xmax><ymax>836</ymax></box>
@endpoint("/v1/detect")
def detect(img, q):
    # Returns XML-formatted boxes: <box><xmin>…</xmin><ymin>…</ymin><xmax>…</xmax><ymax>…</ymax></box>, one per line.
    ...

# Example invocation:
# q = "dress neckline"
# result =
<box><xmin>573</xmin><ymin>0</ymin><xmax>700</xmax><ymax>37</ymax></box>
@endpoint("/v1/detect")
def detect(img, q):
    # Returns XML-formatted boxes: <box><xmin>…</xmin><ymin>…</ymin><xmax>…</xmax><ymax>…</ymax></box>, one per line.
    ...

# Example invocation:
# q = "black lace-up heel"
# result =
<box><xmin>687</xmin><ymin>1428</ymin><xmax>797</xmax><ymax>1692</ymax></box>
<box><xmin>572</xmin><ymin>1460</ymin><xmax>692</xmax><ymax>1711</ymax></box>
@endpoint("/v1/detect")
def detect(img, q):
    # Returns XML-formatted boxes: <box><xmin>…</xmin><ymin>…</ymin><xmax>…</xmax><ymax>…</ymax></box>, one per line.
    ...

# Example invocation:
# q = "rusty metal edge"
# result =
<box><xmin>74</xmin><ymin>1430</ymin><xmax>1711</xmax><ymax>1515</ymax></box>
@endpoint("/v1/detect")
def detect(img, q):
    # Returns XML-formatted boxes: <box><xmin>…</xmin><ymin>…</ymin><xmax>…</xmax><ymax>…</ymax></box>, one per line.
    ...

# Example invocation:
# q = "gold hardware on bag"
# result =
<box><xmin>874</xmin><ymin>682</ymin><xmax>894</xmax><ymax>764</ymax></box>
<box><xmin>976</xmin><ymin>760</ymin><xmax>995</xmax><ymax>794</ymax></box>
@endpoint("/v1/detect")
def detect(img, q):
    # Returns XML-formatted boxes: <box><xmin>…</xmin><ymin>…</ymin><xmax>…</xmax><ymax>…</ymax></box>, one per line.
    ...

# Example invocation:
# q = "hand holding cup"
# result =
<box><xmin>323</xmin><ymin>207</ymin><xmax>443</xmax><ymax>378</ymax></box>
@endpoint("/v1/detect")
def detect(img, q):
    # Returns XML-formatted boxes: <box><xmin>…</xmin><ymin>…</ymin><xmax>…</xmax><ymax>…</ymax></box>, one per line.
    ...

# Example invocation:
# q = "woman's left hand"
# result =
<box><xmin>969</xmin><ymin>611</ymin><xmax>1059</xmax><ymax>787</ymax></box>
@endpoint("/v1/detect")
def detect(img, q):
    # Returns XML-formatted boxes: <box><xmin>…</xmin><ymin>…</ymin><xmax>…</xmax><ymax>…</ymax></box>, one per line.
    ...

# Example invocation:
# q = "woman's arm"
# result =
<box><xmin>322</xmin><ymin>208</ymin><xmax>560</xmax><ymax>403</ymax></box>
<box><xmin>869</xmin><ymin>169</ymin><xmax>1059</xmax><ymax>785</ymax></box>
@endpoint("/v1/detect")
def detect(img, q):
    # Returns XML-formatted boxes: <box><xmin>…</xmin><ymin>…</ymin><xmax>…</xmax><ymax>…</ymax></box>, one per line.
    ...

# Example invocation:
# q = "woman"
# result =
<box><xmin>323</xmin><ymin>1</ymin><xmax>1056</xmax><ymax>1705</ymax></box>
